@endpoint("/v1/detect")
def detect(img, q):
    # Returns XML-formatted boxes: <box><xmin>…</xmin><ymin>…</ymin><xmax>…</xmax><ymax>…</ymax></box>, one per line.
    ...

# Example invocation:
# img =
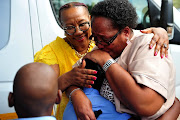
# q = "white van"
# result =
<box><xmin>0</xmin><ymin>0</ymin><xmax>64</xmax><ymax>118</ymax></box>
<box><xmin>0</xmin><ymin>0</ymin><xmax>180</xmax><ymax>119</ymax></box>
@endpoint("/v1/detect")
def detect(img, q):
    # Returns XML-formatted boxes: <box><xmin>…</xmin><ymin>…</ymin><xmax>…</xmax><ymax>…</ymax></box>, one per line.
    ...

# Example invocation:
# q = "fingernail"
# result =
<box><xmin>166</xmin><ymin>55</ymin><xmax>168</xmax><ymax>58</ymax></box>
<box><xmin>88</xmin><ymin>85</ymin><xmax>92</xmax><ymax>88</ymax></box>
<box><xmin>150</xmin><ymin>45</ymin><xmax>153</xmax><ymax>49</ymax></box>
<box><xmin>94</xmin><ymin>71</ymin><xmax>97</xmax><ymax>74</ymax></box>
<box><xmin>140</xmin><ymin>30</ymin><xmax>145</xmax><ymax>32</ymax></box>
<box><xmin>91</xmin><ymin>81</ymin><xmax>94</xmax><ymax>84</ymax></box>
<box><xmin>161</xmin><ymin>54</ymin><xmax>164</xmax><ymax>59</ymax></box>
<box><xmin>93</xmin><ymin>77</ymin><xmax>97</xmax><ymax>80</ymax></box>
<box><xmin>154</xmin><ymin>52</ymin><xmax>158</xmax><ymax>56</ymax></box>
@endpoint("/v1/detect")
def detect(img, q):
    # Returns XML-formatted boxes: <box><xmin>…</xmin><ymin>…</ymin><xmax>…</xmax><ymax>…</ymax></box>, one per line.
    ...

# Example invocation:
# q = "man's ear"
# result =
<box><xmin>55</xmin><ymin>90</ymin><xmax>62</xmax><ymax>104</ymax></box>
<box><xmin>8</xmin><ymin>92</ymin><xmax>14</xmax><ymax>107</ymax></box>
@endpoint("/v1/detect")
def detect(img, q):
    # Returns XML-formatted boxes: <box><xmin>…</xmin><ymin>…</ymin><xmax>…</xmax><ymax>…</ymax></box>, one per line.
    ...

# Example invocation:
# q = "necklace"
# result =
<box><xmin>71</xmin><ymin>40</ymin><xmax>92</xmax><ymax>58</ymax></box>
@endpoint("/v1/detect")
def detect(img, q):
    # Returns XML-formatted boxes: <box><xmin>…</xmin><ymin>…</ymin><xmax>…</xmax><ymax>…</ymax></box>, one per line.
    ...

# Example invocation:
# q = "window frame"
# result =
<box><xmin>0</xmin><ymin>0</ymin><xmax>11</xmax><ymax>50</ymax></box>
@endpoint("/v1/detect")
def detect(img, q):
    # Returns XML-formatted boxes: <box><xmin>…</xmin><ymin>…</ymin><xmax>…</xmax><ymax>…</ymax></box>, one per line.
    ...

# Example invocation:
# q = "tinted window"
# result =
<box><xmin>50</xmin><ymin>0</ymin><xmax>150</xmax><ymax>30</ymax></box>
<box><xmin>130</xmin><ymin>0</ymin><xmax>150</xmax><ymax>29</ymax></box>
<box><xmin>50</xmin><ymin>0</ymin><xmax>103</xmax><ymax>19</ymax></box>
<box><xmin>0</xmin><ymin>0</ymin><xmax>11</xmax><ymax>50</ymax></box>
<box><xmin>174</xmin><ymin>0</ymin><xmax>180</xmax><ymax>11</ymax></box>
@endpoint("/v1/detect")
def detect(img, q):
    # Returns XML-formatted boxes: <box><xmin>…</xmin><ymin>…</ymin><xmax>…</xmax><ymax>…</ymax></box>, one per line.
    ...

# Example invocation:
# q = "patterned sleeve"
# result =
<box><xmin>34</xmin><ymin>45</ymin><xmax>58</xmax><ymax>65</ymax></box>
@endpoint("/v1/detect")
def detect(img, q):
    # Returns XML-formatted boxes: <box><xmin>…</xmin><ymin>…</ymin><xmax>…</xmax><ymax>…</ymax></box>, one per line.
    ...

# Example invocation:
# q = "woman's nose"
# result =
<box><xmin>74</xmin><ymin>27</ymin><xmax>83</xmax><ymax>35</ymax></box>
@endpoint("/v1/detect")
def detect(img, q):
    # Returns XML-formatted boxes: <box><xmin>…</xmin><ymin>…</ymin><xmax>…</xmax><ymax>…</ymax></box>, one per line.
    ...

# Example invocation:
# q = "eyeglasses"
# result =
<box><xmin>63</xmin><ymin>22</ymin><xmax>90</xmax><ymax>35</ymax></box>
<box><xmin>91</xmin><ymin>30</ymin><xmax>121</xmax><ymax>46</ymax></box>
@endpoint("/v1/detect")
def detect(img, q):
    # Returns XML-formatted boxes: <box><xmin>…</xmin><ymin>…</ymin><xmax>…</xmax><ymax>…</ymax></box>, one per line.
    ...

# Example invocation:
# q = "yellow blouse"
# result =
<box><xmin>34</xmin><ymin>36</ymin><xmax>95</xmax><ymax>120</ymax></box>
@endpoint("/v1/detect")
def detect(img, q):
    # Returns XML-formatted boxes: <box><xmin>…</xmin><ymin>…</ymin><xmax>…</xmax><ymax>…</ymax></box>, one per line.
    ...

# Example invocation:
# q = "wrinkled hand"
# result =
<box><xmin>71</xmin><ymin>90</ymin><xmax>96</xmax><ymax>120</ymax></box>
<box><xmin>141</xmin><ymin>27</ymin><xmax>169</xmax><ymax>58</ymax></box>
<box><xmin>67</xmin><ymin>60</ymin><xmax>97</xmax><ymax>88</ymax></box>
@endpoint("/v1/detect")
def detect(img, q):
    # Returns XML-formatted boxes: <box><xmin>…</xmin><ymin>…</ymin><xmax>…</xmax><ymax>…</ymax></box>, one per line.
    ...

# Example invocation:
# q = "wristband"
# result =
<box><xmin>102</xmin><ymin>59</ymin><xmax>116</xmax><ymax>72</ymax></box>
<box><xmin>69</xmin><ymin>88</ymin><xmax>81</xmax><ymax>102</ymax></box>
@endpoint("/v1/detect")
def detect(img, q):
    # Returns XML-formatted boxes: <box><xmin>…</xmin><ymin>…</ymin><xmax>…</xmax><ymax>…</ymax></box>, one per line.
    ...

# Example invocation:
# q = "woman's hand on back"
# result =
<box><xmin>141</xmin><ymin>27</ymin><xmax>169</xmax><ymax>58</ymax></box>
<box><xmin>57</xmin><ymin>60</ymin><xmax>97</xmax><ymax>91</ymax></box>
<box><xmin>67</xmin><ymin>60</ymin><xmax>97</xmax><ymax>88</ymax></box>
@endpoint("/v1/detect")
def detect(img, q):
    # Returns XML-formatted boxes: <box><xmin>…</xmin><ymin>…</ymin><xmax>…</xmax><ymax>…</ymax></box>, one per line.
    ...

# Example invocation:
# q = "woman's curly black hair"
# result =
<box><xmin>91</xmin><ymin>0</ymin><xmax>138</xmax><ymax>30</ymax></box>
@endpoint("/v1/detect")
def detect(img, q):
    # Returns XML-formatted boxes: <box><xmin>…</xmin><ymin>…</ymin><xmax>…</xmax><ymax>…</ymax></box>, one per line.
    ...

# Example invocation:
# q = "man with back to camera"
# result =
<box><xmin>8</xmin><ymin>62</ymin><xmax>62</xmax><ymax>120</ymax></box>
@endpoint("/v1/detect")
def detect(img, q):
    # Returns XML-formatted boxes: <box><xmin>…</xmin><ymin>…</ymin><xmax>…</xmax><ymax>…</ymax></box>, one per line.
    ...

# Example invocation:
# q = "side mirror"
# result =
<box><xmin>160</xmin><ymin>0</ymin><xmax>174</xmax><ymax>40</ymax></box>
<box><xmin>148</xmin><ymin>0</ymin><xmax>174</xmax><ymax>40</ymax></box>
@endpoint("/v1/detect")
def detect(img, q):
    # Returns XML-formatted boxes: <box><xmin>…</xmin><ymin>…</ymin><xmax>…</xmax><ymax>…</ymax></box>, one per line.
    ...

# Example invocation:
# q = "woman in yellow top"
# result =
<box><xmin>34</xmin><ymin>2</ymin><xmax>169</xmax><ymax>120</ymax></box>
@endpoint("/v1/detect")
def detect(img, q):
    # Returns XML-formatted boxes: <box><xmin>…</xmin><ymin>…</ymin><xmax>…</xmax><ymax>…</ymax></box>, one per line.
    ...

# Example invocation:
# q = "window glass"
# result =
<box><xmin>50</xmin><ymin>0</ymin><xmax>150</xmax><ymax>29</ymax></box>
<box><xmin>173</xmin><ymin>0</ymin><xmax>180</xmax><ymax>11</ymax></box>
<box><xmin>50</xmin><ymin>0</ymin><xmax>103</xmax><ymax>19</ymax></box>
<box><xmin>0</xmin><ymin>0</ymin><xmax>11</xmax><ymax>50</ymax></box>
<box><xmin>129</xmin><ymin>0</ymin><xmax>150</xmax><ymax>29</ymax></box>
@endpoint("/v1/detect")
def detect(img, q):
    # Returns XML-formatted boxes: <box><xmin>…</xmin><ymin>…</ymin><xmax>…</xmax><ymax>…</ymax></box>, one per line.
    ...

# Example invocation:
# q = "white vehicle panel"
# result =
<box><xmin>170</xmin><ymin>44</ymin><xmax>180</xmax><ymax>99</ymax></box>
<box><xmin>28</xmin><ymin>0</ymin><xmax>43</xmax><ymax>54</ymax></box>
<box><xmin>36</xmin><ymin>0</ymin><xmax>65</xmax><ymax>47</ymax></box>
<box><xmin>0</xmin><ymin>0</ymin><xmax>34</xmax><ymax>113</ymax></box>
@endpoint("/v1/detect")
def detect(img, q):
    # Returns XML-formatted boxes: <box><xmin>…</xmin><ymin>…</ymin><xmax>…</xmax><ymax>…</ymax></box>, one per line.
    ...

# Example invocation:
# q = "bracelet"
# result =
<box><xmin>69</xmin><ymin>88</ymin><xmax>81</xmax><ymax>102</ymax></box>
<box><xmin>102</xmin><ymin>59</ymin><xmax>116</xmax><ymax>72</ymax></box>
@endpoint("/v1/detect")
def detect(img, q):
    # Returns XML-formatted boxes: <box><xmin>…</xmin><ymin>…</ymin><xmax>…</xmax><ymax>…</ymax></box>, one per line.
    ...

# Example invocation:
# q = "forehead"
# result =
<box><xmin>60</xmin><ymin>7</ymin><xmax>89</xmax><ymax>24</ymax></box>
<box><xmin>91</xmin><ymin>16</ymin><xmax>115</xmax><ymax>34</ymax></box>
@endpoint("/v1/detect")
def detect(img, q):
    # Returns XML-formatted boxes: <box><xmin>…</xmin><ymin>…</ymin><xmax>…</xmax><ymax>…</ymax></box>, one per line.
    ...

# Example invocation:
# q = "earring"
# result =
<box><xmin>126</xmin><ymin>37</ymin><xmax>130</xmax><ymax>45</ymax></box>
